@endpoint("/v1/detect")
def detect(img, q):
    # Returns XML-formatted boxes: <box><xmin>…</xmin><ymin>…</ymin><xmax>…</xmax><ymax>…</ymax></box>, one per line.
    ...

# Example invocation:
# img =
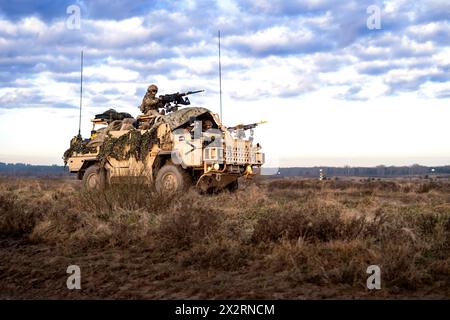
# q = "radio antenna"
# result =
<box><xmin>78</xmin><ymin>50</ymin><xmax>84</xmax><ymax>137</ymax></box>
<box><xmin>218</xmin><ymin>30</ymin><xmax>223</xmax><ymax>121</ymax></box>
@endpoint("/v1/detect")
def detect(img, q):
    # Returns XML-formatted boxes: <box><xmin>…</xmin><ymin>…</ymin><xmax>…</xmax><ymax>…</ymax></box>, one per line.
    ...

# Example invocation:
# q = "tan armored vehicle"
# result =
<box><xmin>63</xmin><ymin>104</ymin><xmax>265</xmax><ymax>193</ymax></box>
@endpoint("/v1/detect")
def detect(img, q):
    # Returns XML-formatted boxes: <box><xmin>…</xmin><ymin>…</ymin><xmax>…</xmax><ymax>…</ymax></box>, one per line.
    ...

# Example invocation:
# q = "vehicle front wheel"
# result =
<box><xmin>155</xmin><ymin>164</ymin><xmax>191</xmax><ymax>194</ymax></box>
<box><xmin>82</xmin><ymin>164</ymin><xmax>106</xmax><ymax>191</ymax></box>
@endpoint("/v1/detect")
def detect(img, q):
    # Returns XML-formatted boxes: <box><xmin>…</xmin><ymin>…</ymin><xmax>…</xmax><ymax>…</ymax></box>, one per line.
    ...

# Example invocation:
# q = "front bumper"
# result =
<box><xmin>203</xmin><ymin>141</ymin><xmax>264</xmax><ymax>166</ymax></box>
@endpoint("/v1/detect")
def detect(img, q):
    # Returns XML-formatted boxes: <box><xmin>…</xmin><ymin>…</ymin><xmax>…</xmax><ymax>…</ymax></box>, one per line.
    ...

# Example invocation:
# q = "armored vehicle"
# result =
<box><xmin>63</xmin><ymin>100</ymin><xmax>265</xmax><ymax>193</ymax></box>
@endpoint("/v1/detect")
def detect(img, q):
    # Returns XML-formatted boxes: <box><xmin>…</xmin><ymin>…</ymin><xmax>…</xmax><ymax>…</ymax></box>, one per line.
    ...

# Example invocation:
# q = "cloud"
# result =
<box><xmin>225</xmin><ymin>23</ymin><xmax>333</xmax><ymax>57</ymax></box>
<box><xmin>0</xmin><ymin>0</ymin><xmax>156</xmax><ymax>21</ymax></box>
<box><xmin>0</xmin><ymin>0</ymin><xmax>449</xmax><ymax>113</ymax></box>
<box><xmin>0</xmin><ymin>0</ymin><xmax>73</xmax><ymax>21</ymax></box>
<box><xmin>1</xmin><ymin>0</ymin><xmax>450</xmax><ymax>165</ymax></box>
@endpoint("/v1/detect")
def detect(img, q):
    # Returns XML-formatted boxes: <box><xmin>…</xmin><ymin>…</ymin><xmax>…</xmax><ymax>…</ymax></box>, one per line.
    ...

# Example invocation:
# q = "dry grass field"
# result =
<box><xmin>0</xmin><ymin>177</ymin><xmax>449</xmax><ymax>299</ymax></box>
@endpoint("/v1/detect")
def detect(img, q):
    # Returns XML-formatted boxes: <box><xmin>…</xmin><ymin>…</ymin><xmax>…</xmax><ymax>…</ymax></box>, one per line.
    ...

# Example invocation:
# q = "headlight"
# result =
<box><xmin>213</xmin><ymin>163</ymin><xmax>220</xmax><ymax>170</ymax></box>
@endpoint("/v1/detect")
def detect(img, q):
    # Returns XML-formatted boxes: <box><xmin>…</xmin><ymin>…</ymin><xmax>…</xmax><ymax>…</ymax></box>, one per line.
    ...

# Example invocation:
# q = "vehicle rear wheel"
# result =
<box><xmin>82</xmin><ymin>164</ymin><xmax>106</xmax><ymax>191</ymax></box>
<box><xmin>155</xmin><ymin>164</ymin><xmax>191</xmax><ymax>194</ymax></box>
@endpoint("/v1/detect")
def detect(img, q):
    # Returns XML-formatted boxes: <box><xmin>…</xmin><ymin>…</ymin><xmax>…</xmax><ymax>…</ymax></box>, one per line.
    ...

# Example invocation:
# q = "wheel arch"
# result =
<box><xmin>151</xmin><ymin>152</ymin><xmax>172</xmax><ymax>180</ymax></box>
<box><xmin>77</xmin><ymin>160</ymin><xmax>101</xmax><ymax>180</ymax></box>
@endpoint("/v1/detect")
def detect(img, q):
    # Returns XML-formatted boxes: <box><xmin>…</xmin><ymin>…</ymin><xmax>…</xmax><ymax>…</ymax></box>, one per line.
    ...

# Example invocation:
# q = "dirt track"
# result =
<box><xmin>0</xmin><ymin>236</ymin><xmax>345</xmax><ymax>299</ymax></box>
<box><xmin>0</xmin><ymin>236</ymin><xmax>447</xmax><ymax>299</ymax></box>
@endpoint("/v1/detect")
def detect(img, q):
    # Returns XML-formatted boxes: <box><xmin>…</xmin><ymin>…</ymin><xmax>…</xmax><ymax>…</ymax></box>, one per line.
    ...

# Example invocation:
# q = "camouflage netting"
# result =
<box><xmin>97</xmin><ymin>128</ymin><xmax>158</xmax><ymax>164</ymax></box>
<box><xmin>63</xmin><ymin>137</ymin><xmax>98</xmax><ymax>165</ymax></box>
<box><xmin>64</xmin><ymin>107</ymin><xmax>215</xmax><ymax>165</ymax></box>
<box><xmin>95</xmin><ymin>107</ymin><xmax>211</xmax><ymax>163</ymax></box>
<box><xmin>162</xmin><ymin>107</ymin><xmax>210</xmax><ymax>130</ymax></box>
<box><xmin>86</xmin><ymin>119</ymin><xmax>130</xmax><ymax>149</ymax></box>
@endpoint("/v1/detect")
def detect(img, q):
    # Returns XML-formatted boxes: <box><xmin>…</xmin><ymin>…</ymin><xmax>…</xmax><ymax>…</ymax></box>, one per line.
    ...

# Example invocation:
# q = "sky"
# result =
<box><xmin>0</xmin><ymin>0</ymin><xmax>449</xmax><ymax>167</ymax></box>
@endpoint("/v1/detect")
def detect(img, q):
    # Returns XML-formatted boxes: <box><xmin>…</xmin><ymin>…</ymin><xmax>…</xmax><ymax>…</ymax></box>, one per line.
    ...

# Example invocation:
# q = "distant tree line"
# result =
<box><xmin>264</xmin><ymin>164</ymin><xmax>450</xmax><ymax>178</ymax></box>
<box><xmin>0</xmin><ymin>162</ymin><xmax>70</xmax><ymax>177</ymax></box>
<box><xmin>1</xmin><ymin>162</ymin><xmax>450</xmax><ymax>178</ymax></box>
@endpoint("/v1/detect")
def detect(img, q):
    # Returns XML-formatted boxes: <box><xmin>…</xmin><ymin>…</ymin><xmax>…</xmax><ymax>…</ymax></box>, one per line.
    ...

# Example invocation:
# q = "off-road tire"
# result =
<box><xmin>82</xmin><ymin>164</ymin><xmax>106</xmax><ymax>191</ymax></box>
<box><xmin>155</xmin><ymin>164</ymin><xmax>191</xmax><ymax>194</ymax></box>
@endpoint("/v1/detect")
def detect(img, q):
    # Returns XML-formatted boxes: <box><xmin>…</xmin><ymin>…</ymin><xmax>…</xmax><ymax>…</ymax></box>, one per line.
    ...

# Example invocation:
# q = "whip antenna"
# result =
<box><xmin>78</xmin><ymin>50</ymin><xmax>83</xmax><ymax>137</ymax></box>
<box><xmin>218</xmin><ymin>30</ymin><xmax>223</xmax><ymax>121</ymax></box>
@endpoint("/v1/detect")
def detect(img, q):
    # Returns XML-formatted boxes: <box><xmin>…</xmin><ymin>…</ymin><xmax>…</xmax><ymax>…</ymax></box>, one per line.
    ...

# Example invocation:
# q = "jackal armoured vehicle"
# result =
<box><xmin>63</xmin><ymin>96</ymin><xmax>265</xmax><ymax>193</ymax></box>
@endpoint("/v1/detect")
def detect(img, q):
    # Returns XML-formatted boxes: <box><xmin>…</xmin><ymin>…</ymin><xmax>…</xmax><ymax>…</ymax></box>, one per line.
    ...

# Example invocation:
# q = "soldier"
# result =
<box><xmin>140</xmin><ymin>84</ymin><xmax>163</xmax><ymax>115</ymax></box>
<box><xmin>202</xmin><ymin>120</ymin><xmax>213</xmax><ymax>131</ymax></box>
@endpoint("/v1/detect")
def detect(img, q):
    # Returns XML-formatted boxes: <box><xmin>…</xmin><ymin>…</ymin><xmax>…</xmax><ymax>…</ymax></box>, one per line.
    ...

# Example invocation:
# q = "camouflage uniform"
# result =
<box><xmin>140</xmin><ymin>84</ymin><xmax>163</xmax><ymax>115</ymax></box>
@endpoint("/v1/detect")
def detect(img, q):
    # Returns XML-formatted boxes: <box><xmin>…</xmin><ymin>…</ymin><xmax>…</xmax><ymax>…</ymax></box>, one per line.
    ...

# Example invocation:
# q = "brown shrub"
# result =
<box><xmin>30</xmin><ymin>205</ymin><xmax>162</xmax><ymax>249</ymax></box>
<box><xmin>267</xmin><ymin>179</ymin><xmax>321</xmax><ymax>191</ymax></box>
<box><xmin>78</xmin><ymin>181</ymin><xmax>175</xmax><ymax>215</ymax></box>
<box><xmin>379</xmin><ymin>242</ymin><xmax>429</xmax><ymax>289</ymax></box>
<box><xmin>369</xmin><ymin>181</ymin><xmax>401</xmax><ymax>192</ymax></box>
<box><xmin>251</xmin><ymin>200</ymin><xmax>367</xmax><ymax>243</ymax></box>
<box><xmin>179</xmin><ymin>240</ymin><xmax>253</xmax><ymax>271</ymax></box>
<box><xmin>0</xmin><ymin>191</ymin><xmax>51</xmax><ymax>236</ymax></box>
<box><xmin>157</xmin><ymin>205</ymin><xmax>224</xmax><ymax>250</ymax></box>
<box><xmin>267</xmin><ymin>240</ymin><xmax>375</xmax><ymax>286</ymax></box>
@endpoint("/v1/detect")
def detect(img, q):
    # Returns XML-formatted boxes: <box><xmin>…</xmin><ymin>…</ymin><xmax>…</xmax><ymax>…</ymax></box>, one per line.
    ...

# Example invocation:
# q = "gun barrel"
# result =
<box><xmin>227</xmin><ymin>120</ymin><xmax>267</xmax><ymax>131</ymax></box>
<box><xmin>185</xmin><ymin>90</ymin><xmax>204</xmax><ymax>95</ymax></box>
<box><xmin>161</xmin><ymin>90</ymin><xmax>204</xmax><ymax>100</ymax></box>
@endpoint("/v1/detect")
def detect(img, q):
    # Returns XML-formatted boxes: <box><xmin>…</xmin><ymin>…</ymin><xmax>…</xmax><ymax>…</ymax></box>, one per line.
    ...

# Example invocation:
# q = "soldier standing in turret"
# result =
<box><xmin>140</xmin><ymin>84</ymin><xmax>163</xmax><ymax>115</ymax></box>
